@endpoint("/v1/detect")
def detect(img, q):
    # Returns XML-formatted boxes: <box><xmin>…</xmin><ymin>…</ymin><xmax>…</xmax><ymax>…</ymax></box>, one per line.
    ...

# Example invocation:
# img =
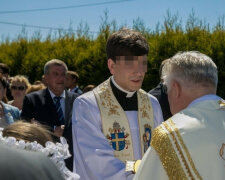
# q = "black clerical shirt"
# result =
<box><xmin>110</xmin><ymin>80</ymin><xmax>138</xmax><ymax>111</ymax></box>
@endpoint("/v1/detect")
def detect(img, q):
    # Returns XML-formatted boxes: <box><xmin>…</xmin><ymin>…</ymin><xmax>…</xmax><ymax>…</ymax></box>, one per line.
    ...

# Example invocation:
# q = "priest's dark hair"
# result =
<box><xmin>106</xmin><ymin>28</ymin><xmax>149</xmax><ymax>62</ymax></box>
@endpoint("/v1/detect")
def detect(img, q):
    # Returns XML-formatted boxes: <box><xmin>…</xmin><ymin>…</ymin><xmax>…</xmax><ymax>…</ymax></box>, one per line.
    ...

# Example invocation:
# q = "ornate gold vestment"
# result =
<box><xmin>93</xmin><ymin>78</ymin><xmax>154</xmax><ymax>162</ymax></box>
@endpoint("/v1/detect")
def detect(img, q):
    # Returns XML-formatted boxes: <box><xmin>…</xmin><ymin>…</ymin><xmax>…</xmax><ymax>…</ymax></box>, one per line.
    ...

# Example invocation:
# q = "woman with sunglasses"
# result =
<box><xmin>0</xmin><ymin>76</ymin><xmax>20</xmax><ymax>127</ymax></box>
<box><xmin>8</xmin><ymin>75</ymin><xmax>31</xmax><ymax>111</ymax></box>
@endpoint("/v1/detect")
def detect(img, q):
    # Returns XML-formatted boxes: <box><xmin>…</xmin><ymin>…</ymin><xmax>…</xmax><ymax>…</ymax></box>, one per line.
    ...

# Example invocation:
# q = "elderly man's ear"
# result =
<box><xmin>172</xmin><ymin>80</ymin><xmax>182</xmax><ymax>99</ymax></box>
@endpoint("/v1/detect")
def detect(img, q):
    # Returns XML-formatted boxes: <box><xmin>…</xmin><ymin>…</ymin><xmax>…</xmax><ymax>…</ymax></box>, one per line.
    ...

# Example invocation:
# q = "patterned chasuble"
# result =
<box><xmin>93</xmin><ymin>78</ymin><xmax>154</xmax><ymax>162</ymax></box>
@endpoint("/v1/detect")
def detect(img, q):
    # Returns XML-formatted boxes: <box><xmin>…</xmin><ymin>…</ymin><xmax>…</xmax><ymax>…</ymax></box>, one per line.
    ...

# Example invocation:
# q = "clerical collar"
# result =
<box><xmin>111</xmin><ymin>76</ymin><xmax>136</xmax><ymax>98</ymax></box>
<box><xmin>110</xmin><ymin>77</ymin><xmax>138</xmax><ymax>111</ymax></box>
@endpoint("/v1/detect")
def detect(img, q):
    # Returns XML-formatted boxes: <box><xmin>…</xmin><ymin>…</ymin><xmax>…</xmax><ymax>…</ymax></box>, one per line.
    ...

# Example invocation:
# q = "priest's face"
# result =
<box><xmin>108</xmin><ymin>55</ymin><xmax>147</xmax><ymax>91</ymax></box>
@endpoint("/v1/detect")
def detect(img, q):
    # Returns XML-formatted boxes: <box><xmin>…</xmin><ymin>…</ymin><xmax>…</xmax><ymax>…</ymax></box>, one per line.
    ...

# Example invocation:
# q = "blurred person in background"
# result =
<box><xmin>149</xmin><ymin>59</ymin><xmax>172</xmax><ymax>120</ymax></box>
<box><xmin>0</xmin><ymin>63</ymin><xmax>10</xmax><ymax>80</ymax></box>
<box><xmin>1</xmin><ymin>121</ymin><xmax>80</xmax><ymax>180</ymax></box>
<box><xmin>21</xmin><ymin>59</ymin><xmax>79</xmax><ymax>171</ymax></box>
<box><xmin>82</xmin><ymin>84</ymin><xmax>96</xmax><ymax>93</ymax></box>
<box><xmin>41</xmin><ymin>74</ymin><xmax>47</xmax><ymax>86</ymax></box>
<box><xmin>0</xmin><ymin>143</ymin><xmax>65</xmax><ymax>180</ymax></box>
<box><xmin>0</xmin><ymin>76</ymin><xmax>20</xmax><ymax>128</ymax></box>
<box><xmin>26</xmin><ymin>83</ymin><xmax>46</xmax><ymax>94</ymax></box>
<box><xmin>65</xmin><ymin>71</ymin><xmax>83</xmax><ymax>95</ymax></box>
<box><xmin>8</xmin><ymin>75</ymin><xmax>31</xmax><ymax>110</ymax></box>
<box><xmin>33</xmin><ymin>80</ymin><xmax>43</xmax><ymax>85</ymax></box>
<box><xmin>0</xmin><ymin>63</ymin><xmax>13</xmax><ymax>100</ymax></box>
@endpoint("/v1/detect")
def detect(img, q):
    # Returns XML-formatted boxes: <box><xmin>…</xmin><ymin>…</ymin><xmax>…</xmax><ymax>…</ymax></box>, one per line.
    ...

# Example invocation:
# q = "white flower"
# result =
<box><xmin>5</xmin><ymin>136</ymin><xmax>16</xmax><ymax>146</ymax></box>
<box><xmin>18</xmin><ymin>140</ymin><xmax>26</xmax><ymax>149</ymax></box>
<box><xmin>0</xmin><ymin>128</ymin><xmax>79</xmax><ymax>180</ymax></box>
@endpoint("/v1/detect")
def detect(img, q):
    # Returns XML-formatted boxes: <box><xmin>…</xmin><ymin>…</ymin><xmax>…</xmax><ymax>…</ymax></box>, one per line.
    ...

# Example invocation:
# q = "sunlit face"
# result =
<box><xmin>11</xmin><ymin>82</ymin><xmax>27</xmax><ymax>99</ymax></box>
<box><xmin>65</xmin><ymin>74</ymin><xmax>76</xmax><ymax>89</ymax></box>
<box><xmin>0</xmin><ymin>83</ymin><xmax>6</xmax><ymax>101</ymax></box>
<box><xmin>45</xmin><ymin>65</ymin><xmax>66</xmax><ymax>96</ymax></box>
<box><xmin>108</xmin><ymin>55</ymin><xmax>147</xmax><ymax>92</ymax></box>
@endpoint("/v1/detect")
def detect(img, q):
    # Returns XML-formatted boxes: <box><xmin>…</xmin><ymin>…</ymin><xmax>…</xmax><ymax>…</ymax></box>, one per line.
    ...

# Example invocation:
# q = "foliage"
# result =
<box><xmin>0</xmin><ymin>11</ymin><xmax>225</xmax><ymax>98</ymax></box>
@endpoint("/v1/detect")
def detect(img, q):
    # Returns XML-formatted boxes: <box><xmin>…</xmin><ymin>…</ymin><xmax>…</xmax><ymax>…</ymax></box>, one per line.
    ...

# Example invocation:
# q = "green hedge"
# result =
<box><xmin>0</xmin><ymin>12</ymin><xmax>225</xmax><ymax>97</ymax></box>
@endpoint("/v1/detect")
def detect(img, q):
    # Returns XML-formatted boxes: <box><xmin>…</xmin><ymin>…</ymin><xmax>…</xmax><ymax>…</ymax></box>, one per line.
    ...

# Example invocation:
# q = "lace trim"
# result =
<box><xmin>0</xmin><ymin>128</ymin><xmax>80</xmax><ymax>180</ymax></box>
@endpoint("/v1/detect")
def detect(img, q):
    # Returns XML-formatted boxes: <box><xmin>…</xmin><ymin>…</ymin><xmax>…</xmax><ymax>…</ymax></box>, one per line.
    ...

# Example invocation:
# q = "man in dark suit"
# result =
<box><xmin>21</xmin><ymin>59</ymin><xmax>78</xmax><ymax>171</ymax></box>
<box><xmin>65</xmin><ymin>71</ymin><xmax>83</xmax><ymax>95</ymax></box>
<box><xmin>0</xmin><ymin>143</ymin><xmax>64</xmax><ymax>180</ymax></box>
<box><xmin>149</xmin><ymin>59</ymin><xmax>172</xmax><ymax>120</ymax></box>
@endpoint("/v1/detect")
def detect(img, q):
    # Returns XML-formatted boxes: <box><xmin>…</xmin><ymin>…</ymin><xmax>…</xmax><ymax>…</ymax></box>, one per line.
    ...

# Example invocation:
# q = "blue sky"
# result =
<box><xmin>0</xmin><ymin>0</ymin><xmax>225</xmax><ymax>40</ymax></box>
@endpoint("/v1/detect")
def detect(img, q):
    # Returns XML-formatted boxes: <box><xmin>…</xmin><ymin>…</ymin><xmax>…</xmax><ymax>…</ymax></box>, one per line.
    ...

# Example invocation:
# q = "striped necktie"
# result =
<box><xmin>53</xmin><ymin>96</ymin><xmax>64</xmax><ymax>125</ymax></box>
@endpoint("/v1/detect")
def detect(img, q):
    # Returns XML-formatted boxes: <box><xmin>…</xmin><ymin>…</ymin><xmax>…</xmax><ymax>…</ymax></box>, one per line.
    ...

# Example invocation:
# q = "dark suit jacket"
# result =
<box><xmin>149</xmin><ymin>83</ymin><xmax>172</xmax><ymax>120</ymax></box>
<box><xmin>71</xmin><ymin>86</ymin><xmax>83</xmax><ymax>95</ymax></box>
<box><xmin>0</xmin><ymin>144</ymin><xmax>64</xmax><ymax>180</ymax></box>
<box><xmin>21</xmin><ymin>88</ymin><xmax>78</xmax><ymax>171</ymax></box>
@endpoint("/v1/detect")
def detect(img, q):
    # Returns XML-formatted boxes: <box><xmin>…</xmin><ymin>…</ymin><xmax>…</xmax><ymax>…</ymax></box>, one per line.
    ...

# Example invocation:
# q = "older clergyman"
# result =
<box><xmin>134</xmin><ymin>51</ymin><xmax>225</xmax><ymax>180</ymax></box>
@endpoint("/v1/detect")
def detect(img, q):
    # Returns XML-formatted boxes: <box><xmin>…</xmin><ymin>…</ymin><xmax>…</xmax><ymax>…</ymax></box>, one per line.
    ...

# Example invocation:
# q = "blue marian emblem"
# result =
<box><xmin>143</xmin><ymin>124</ymin><xmax>151</xmax><ymax>153</ymax></box>
<box><xmin>106</xmin><ymin>121</ymin><xmax>129</xmax><ymax>151</ymax></box>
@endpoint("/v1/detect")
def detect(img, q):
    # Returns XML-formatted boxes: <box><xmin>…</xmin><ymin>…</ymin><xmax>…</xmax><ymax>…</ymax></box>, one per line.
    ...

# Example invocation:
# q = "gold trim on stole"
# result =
<box><xmin>151</xmin><ymin>120</ymin><xmax>202</xmax><ymax>180</ymax></box>
<box><xmin>137</xmin><ymin>89</ymin><xmax>154</xmax><ymax>156</ymax></box>
<box><xmin>168</xmin><ymin>119</ymin><xmax>203</xmax><ymax>180</ymax></box>
<box><xmin>93</xmin><ymin>78</ymin><xmax>154</xmax><ymax>162</ymax></box>
<box><xmin>151</xmin><ymin>124</ymin><xmax>187</xmax><ymax>179</ymax></box>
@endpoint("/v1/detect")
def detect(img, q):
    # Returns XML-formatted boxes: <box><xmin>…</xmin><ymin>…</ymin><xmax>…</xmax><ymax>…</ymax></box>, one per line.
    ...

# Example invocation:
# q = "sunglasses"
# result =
<box><xmin>11</xmin><ymin>86</ymin><xmax>26</xmax><ymax>91</ymax></box>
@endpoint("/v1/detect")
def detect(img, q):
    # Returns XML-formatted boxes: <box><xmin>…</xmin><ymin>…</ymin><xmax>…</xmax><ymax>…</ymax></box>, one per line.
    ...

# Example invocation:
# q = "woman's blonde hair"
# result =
<box><xmin>26</xmin><ymin>83</ymin><xmax>46</xmax><ymax>94</ymax></box>
<box><xmin>3</xmin><ymin>121</ymin><xmax>53</xmax><ymax>146</ymax></box>
<box><xmin>10</xmin><ymin>75</ymin><xmax>31</xmax><ymax>93</ymax></box>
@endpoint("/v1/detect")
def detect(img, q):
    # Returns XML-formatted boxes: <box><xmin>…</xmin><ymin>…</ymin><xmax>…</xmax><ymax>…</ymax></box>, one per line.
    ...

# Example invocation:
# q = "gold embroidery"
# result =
<box><xmin>139</xmin><ymin>91</ymin><xmax>151</xmax><ymax>119</ymax></box>
<box><xmin>98</xmin><ymin>83</ymin><xmax>120</xmax><ymax>116</ymax></box>
<box><xmin>94</xmin><ymin>79</ymin><xmax>135</xmax><ymax>162</ymax></box>
<box><xmin>106</xmin><ymin>121</ymin><xmax>130</xmax><ymax>151</ymax></box>
<box><xmin>219</xmin><ymin>100</ymin><xmax>225</xmax><ymax>108</ymax></box>
<box><xmin>164</xmin><ymin>122</ymin><xmax>194</xmax><ymax>179</ymax></box>
<box><xmin>151</xmin><ymin>125</ymin><xmax>187</xmax><ymax>180</ymax></box>
<box><xmin>168</xmin><ymin>119</ymin><xmax>203</xmax><ymax>180</ymax></box>
<box><xmin>94</xmin><ymin>78</ymin><xmax>154</xmax><ymax>162</ymax></box>
<box><xmin>137</xmin><ymin>89</ymin><xmax>154</xmax><ymax>156</ymax></box>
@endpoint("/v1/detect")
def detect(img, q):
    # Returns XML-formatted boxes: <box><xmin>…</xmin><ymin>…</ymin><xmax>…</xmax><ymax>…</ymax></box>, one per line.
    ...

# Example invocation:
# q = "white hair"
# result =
<box><xmin>163</xmin><ymin>51</ymin><xmax>218</xmax><ymax>90</ymax></box>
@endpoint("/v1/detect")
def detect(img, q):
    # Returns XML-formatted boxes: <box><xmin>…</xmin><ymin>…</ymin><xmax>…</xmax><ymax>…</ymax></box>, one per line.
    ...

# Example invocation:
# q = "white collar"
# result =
<box><xmin>111</xmin><ymin>76</ymin><xmax>136</xmax><ymax>98</ymax></box>
<box><xmin>48</xmin><ymin>89</ymin><xmax>66</xmax><ymax>99</ymax></box>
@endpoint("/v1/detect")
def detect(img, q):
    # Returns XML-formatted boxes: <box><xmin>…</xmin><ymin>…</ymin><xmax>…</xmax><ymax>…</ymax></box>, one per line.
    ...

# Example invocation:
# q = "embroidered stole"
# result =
<box><xmin>93</xmin><ymin>78</ymin><xmax>154</xmax><ymax>162</ymax></box>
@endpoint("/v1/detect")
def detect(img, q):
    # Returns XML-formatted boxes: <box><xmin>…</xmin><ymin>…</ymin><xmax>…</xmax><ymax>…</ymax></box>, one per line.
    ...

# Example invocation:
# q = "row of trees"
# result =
<box><xmin>0</xmin><ymin>11</ymin><xmax>225</xmax><ymax>97</ymax></box>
